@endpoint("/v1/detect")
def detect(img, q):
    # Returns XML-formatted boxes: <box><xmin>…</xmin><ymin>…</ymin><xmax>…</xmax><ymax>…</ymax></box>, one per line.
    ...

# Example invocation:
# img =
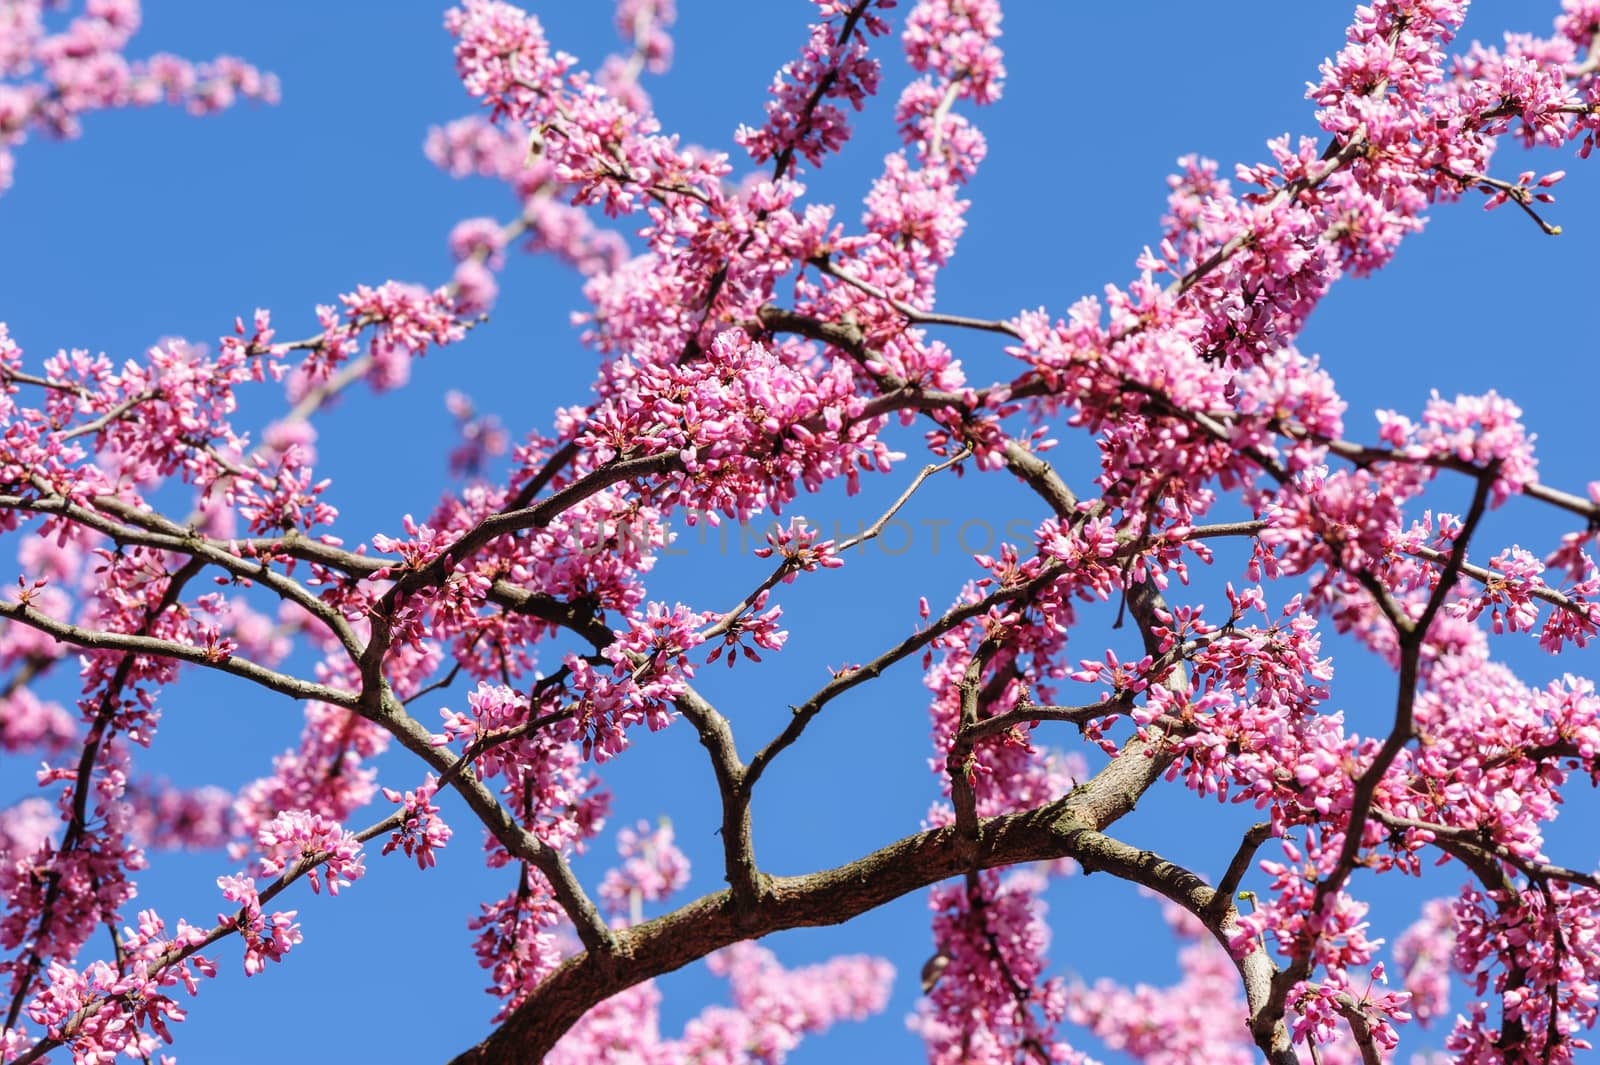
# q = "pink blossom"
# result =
<box><xmin>596</xmin><ymin>819</ymin><xmax>689</xmax><ymax>922</ymax></box>
<box><xmin>381</xmin><ymin>774</ymin><xmax>453</xmax><ymax>870</ymax></box>
<box><xmin>255</xmin><ymin>810</ymin><xmax>365</xmax><ymax>896</ymax></box>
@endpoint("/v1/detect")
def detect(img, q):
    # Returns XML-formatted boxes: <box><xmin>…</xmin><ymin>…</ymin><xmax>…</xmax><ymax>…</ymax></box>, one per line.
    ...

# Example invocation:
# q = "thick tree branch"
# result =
<box><xmin>449</xmin><ymin>787</ymin><xmax>1292</xmax><ymax>1064</ymax></box>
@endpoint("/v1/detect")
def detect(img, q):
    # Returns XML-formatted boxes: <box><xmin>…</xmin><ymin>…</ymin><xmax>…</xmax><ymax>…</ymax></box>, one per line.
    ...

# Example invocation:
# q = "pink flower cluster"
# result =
<box><xmin>1396</xmin><ymin>898</ymin><xmax>1457</xmax><ymax>1027</ymax></box>
<box><xmin>911</xmin><ymin>871</ymin><xmax>1076</xmax><ymax>1064</ymax></box>
<box><xmin>575</xmin><ymin>328</ymin><xmax>899</xmax><ymax>521</ymax></box>
<box><xmin>902</xmin><ymin>0</ymin><xmax>1004</xmax><ymax>105</ymax></box>
<box><xmin>381</xmin><ymin>775</ymin><xmax>453</xmax><ymax>871</ymax></box>
<box><xmin>0</xmin><ymin>0</ymin><xmax>278</xmax><ymax>195</ymax></box>
<box><xmin>596</xmin><ymin>819</ymin><xmax>688</xmax><ymax>921</ymax></box>
<box><xmin>1378</xmin><ymin>391</ymin><xmax>1539</xmax><ymax>507</ymax></box>
<box><xmin>217</xmin><ymin>873</ymin><xmax>300</xmax><ymax>977</ymax></box>
<box><xmin>437</xmin><ymin>683</ymin><xmax>608</xmax><ymax>850</ymax></box>
<box><xmin>254</xmin><ymin>811</ymin><xmax>365</xmax><ymax>896</ymax></box>
<box><xmin>752</xmin><ymin>516</ymin><xmax>844</xmax><ymax>576</ymax></box>
<box><xmin>735</xmin><ymin>0</ymin><xmax>894</xmax><ymax>172</ymax></box>
<box><xmin>25</xmin><ymin>910</ymin><xmax>214</xmax><ymax>1060</ymax></box>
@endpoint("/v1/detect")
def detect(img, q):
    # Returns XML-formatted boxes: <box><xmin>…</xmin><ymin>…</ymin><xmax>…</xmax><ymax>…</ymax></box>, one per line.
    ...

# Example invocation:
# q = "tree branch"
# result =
<box><xmin>0</xmin><ymin>600</ymin><xmax>354</xmax><ymax>707</ymax></box>
<box><xmin>449</xmin><ymin>789</ymin><xmax>1293</xmax><ymax>1064</ymax></box>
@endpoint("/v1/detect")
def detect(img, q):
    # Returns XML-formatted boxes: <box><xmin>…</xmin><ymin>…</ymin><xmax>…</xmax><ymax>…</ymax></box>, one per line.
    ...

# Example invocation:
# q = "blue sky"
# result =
<box><xmin>3</xmin><ymin>2</ymin><xmax>1599</xmax><ymax>1062</ymax></box>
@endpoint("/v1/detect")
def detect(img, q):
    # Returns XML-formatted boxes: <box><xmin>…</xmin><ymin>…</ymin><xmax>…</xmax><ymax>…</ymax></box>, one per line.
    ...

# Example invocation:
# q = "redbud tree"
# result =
<box><xmin>2</xmin><ymin>1</ymin><xmax>1600</xmax><ymax>1062</ymax></box>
